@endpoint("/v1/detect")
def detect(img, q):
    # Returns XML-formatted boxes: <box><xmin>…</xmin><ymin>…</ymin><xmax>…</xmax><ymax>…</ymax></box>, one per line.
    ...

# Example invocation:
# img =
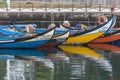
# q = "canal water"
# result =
<box><xmin>0</xmin><ymin>44</ymin><xmax>120</xmax><ymax>80</ymax></box>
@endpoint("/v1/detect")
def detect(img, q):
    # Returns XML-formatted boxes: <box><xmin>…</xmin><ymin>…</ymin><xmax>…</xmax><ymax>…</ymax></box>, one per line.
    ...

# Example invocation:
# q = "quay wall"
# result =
<box><xmin>0</xmin><ymin>12</ymin><xmax>119</xmax><ymax>27</ymax></box>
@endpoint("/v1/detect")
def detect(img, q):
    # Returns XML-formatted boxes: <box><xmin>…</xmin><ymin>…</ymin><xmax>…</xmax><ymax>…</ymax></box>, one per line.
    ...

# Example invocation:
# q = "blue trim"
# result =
<box><xmin>105</xmin><ymin>16</ymin><xmax>116</xmax><ymax>34</ymax></box>
<box><xmin>0</xmin><ymin>40</ymin><xmax>48</xmax><ymax>48</ymax></box>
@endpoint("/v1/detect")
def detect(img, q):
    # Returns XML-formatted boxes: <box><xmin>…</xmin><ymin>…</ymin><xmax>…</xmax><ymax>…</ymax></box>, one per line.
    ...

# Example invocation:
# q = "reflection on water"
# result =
<box><xmin>59</xmin><ymin>45</ymin><xmax>113</xmax><ymax>80</ymax></box>
<box><xmin>6</xmin><ymin>59</ymin><xmax>54</xmax><ymax>80</ymax></box>
<box><xmin>0</xmin><ymin>44</ymin><xmax>120</xmax><ymax>80</ymax></box>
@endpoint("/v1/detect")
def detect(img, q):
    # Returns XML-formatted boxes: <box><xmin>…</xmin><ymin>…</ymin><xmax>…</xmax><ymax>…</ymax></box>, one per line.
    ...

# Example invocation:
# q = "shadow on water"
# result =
<box><xmin>0</xmin><ymin>44</ymin><xmax>120</xmax><ymax>80</ymax></box>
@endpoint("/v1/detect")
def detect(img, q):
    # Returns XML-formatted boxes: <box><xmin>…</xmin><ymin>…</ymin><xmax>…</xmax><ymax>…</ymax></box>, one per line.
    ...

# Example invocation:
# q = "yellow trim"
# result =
<box><xmin>59</xmin><ymin>46</ymin><xmax>104</xmax><ymax>60</ymax></box>
<box><xmin>63</xmin><ymin>32</ymin><xmax>104</xmax><ymax>44</ymax></box>
<box><xmin>81</xmin><ymin>24</ymin><xmax>87</xmax><ymax>29</ymax></box>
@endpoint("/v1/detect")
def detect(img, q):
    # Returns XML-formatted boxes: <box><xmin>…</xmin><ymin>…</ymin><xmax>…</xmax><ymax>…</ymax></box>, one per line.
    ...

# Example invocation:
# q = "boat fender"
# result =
<box><xmin>98</xmin><ymin>16</ymin><xmax>108</xmax><ymax>24</ymax></box>
<box><xmin>26</xmin><ymin>24</ymin><xmax>36</xmax><ymax>32</ymax></box>
<box><xmin>26</xmin><ymin>26</ymin><xmax>30</xmax><ymax>32</ymax></box>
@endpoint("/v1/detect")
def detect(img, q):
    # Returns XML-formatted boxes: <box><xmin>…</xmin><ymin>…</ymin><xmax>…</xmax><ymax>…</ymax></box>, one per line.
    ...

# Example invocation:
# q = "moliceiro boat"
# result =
<box><xmin>62</xmin><ymin>15</ymin><xmax>115</xmax><ymax>44</ymax></box>
<box><xmin>91</xmin><ymin>30</ymin><xmax>120</xmax><ymax>44</ymax></box>
<box><xmin>0</xmin><ymin>27</ymin><xmax>55</xmax><ymax>48</ymax></box>
<box><xmin>37</xmin><ymin>30</ymin><xmax>70</xmax><ymax>48</ymax></box>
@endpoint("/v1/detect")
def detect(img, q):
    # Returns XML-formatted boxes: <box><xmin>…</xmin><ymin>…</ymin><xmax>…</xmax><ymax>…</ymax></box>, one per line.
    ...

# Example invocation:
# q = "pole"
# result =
<box><xmin>7</xmin><ymin>0</ymin><xmax>10</xmax><ymax>9</ymax></box>
<box><xmin>63</xmin><ymin>0</ymin><xmax>66</xmax><ymax>21</ymax></box>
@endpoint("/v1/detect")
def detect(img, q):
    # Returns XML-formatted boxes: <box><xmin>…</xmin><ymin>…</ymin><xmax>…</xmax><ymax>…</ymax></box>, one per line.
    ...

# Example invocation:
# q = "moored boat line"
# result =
<box><xmin>0</xmin><ymin>14</ymin><xmax>118</xmax><ymax>48</ymax></box>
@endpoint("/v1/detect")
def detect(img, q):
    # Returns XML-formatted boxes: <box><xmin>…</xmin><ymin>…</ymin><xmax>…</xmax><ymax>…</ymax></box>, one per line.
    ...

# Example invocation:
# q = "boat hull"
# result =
<box><xmin>63</xmin><ymin>32</ymin><xmax>104</xmax><ymax>44</ymax></box>
<box><xmin>91</xmin><ymin>31</ymin><xmax>120</xmax><ymax>43</ymax></box>
<box><xmin>0</xmin><ymin>27</ymin><xmax>55</xmax><ymax>48</ymax></box>
<box><xmin>38</xmin><ymin>30</ymin><xmax>70</xmax><ymax>47</ymax></box>
<box><xmin>0</xmin><ymin>40</ymin><xmax>48</xmax><ymax>48</ymax></box>
<box><xmin>63</xmin><ymin>15</ymin><xmax>115</xmax><ymax>44</ymax></box>
<box><xmin>37</xmin><ymin>39</ymin><xmax>62</xmax><ymax>47</ymax></box>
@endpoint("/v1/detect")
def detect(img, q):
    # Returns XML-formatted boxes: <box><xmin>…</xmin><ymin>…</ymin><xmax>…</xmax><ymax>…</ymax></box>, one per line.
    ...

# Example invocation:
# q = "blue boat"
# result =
<box><xmin>0</xmin><ymin>24</ymin><xmax>37</xmax><ymax>35</ymax></box>
<box><xmin>0</xmin><ymin>27</ymin><xmax>55</xmax><ymax>48</ymax></box>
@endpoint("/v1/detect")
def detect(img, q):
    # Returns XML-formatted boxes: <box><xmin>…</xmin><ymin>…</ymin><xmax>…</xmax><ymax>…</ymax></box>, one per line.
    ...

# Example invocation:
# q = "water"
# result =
<box><xmin>0</xmin><ymin>44</ymin><xmax>120</xmax><ymax>80</ymax></box>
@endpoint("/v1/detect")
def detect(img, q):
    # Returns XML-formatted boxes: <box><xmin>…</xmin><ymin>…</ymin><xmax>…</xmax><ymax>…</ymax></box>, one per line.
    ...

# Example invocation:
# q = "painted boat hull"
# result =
<box><xmin>91</xmin><ymin>30</ymin><xmax>120</xmax><ymax>43</ymax></box>
<box><xmin>0</xmin><ymin>27</ymin><xmax>55</xmax><ymax>48</ymax></box>
<box><xmin>0</xmin><ymin>40</ymin><xmax>48</xmax><ymax>48</ymax></box>
<box><xmin>63</xmin><ymin>32</ymin><xmax>104</xmax><ymax>44</ymax></box>
<box><xmin>63</xmin><ymin>15</ymin><xmax>115</xmax><ymax>44</ymax></box>
<box><xmin>37</xmin><ymin>40</ymin><xmax>62</xmax><ymax>47</ymax></box>
<box><xmin>38</xmin><ymin>30</ymin><xmax>70</xmax><ymax>47</ymax></box>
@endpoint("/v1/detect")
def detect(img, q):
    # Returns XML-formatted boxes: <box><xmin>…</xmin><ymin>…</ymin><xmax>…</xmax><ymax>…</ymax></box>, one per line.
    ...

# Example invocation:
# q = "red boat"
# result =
<box><xmin>91</xmin><ymin>30</ymin><xmax>120</xmax><ymax>43</ymax></box>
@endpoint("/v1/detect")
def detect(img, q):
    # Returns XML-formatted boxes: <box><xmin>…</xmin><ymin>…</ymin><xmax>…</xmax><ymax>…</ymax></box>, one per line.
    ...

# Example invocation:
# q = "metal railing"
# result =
<box><xmin>0</xmin><ymin>3</ymin><xmax>118</xmax><ymax>12</ymax></box>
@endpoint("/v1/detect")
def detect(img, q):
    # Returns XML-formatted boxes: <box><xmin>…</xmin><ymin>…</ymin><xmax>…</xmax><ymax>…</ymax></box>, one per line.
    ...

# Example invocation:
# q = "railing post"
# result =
<box><xmin>6</xmin><ymin>4</ymin><xmax>8</xmax><ymax>12</ymax></box>
<box><xmin>85</xmin><ymin>3</ymin><xmax>87</xmax><ymax>13</ymax></box>
<box><xmin>19</xmin><ymin>3</ymin><xmax>21</xmax><ymax>12</ymax></box>
<box><xmin>45</xmin><ymin>2</ymin><xmax>47</xmax><ymax>12</ymax></box>
<box><xmin>58</xmin><ymin>1</ymin><xmax>60</xmax><ymax>12</ymax></box>
<box><xmin>72</xmin><ymin>0</ymin><xmax>73</xmax><ymax>12</ymax></box>
<box><xmin>18</xmin><ymin>3</ymin><xmax>21</xmax><ymax>18</ymax></box>
<box><xmin>32</xmin><ymin>3</ymin><xmax>34</xmax><ymax>11</ymax></box>
<box><xmin>99</xmin><ymin>4</ymin><xmax>101</xmax><ymax>13</ymax></box>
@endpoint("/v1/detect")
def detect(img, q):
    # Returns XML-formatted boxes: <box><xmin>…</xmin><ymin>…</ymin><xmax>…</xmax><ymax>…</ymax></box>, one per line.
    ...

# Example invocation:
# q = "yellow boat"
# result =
<box><xmin>63</xmin><ymin>15</ymin><xmax>115</xmax><ymax>44</ymax></box>
<box><xmin>63</xmin><ymin>32</ymin><xmax>104</xmax><ymax>44</ymax></box>
<box><xmin>59</xmin><ymin>45</ymin><xmax>105</xmax><ymax>60</ymax></box>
